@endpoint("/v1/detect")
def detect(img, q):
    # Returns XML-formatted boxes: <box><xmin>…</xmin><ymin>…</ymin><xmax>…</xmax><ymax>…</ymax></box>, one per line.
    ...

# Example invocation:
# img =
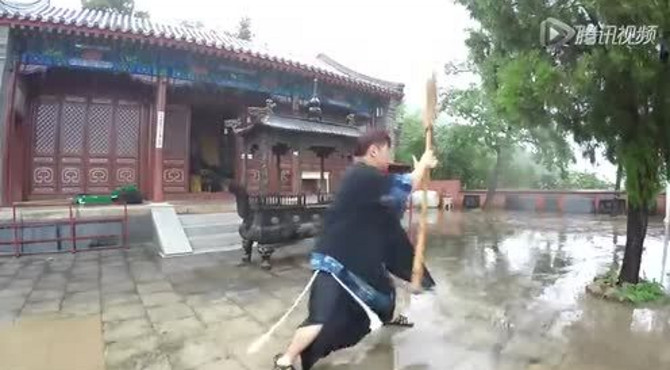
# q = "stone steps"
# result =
<box><xmin>178</xmin><ymin>213</ymin><xmax>242</xmax><ymax>255</ymax></box>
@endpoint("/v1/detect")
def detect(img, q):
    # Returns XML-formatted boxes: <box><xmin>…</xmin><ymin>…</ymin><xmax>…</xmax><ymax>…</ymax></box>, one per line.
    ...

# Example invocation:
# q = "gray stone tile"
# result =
<box><xmin>136</xmin><ymin>354</ymin><xmax>173</xmax><ymax>370</ymax></box>
<box><xmin>75</xmin><ymin>252</ymin><xmax>100</xmax><ymax>261</ymax></box>
<box><xmin>28</xmin><ymin>289</ymin><xmax>65</xmax><ymax>302</ymax></box>
<box><xmin>103</xmin><ymin>303</ymin><xmax>146</xmax><ymax>322</ymax></box>
<box><xmin>100</xmin><ymin>249</ymin><xmax>124</xmax><ymax>258</ymax></box>
<box><xmin>36</xmin><ymin>272</ymin><xmax>67</xmax><ymax>288</ymax></box>
<box><xmin>101</xmin><ymin>280</ymin><xmax>136</xmax><ymax>294</ymax></box>
<box><xmin>226</xmin><ymin>335</ymin><xmax>285</xmax><ymax>370</ymax></box>
<box><xmin>0</xmin><ymin>266</ymin><xmax>19</xmax><ymax>277</ymax></box>
<box><xmin>64</xmin><ymin>290</ymin><xmax>100</xmax><ymax>303</ymax></box>
<box><xmin>0</xmin><ymin>295</ymin><xmax>28</xmax><ymax>312</ymax></box>
<box><xmin>207</xmin><ymin>316</ymin><xmax>265</xmax><ymax>342</ymax></box>
<box><xmin>0</xmin><ymin>276</ymin><xmax>13</xmax><ymax>287</ymax></box>
<box><xmin>104</xmin><ymin>335</ymin><xmax>160</xmax><ymax>369</ymax></box>
<box><xmin>60</xmin><ymin>292</ymin><xmax>101</xmax><ymax>316</ymax></box>
<box><xmin>146</xmin><ymin>303</ymin><xmax>194</xmax><ymax>324</ymax></box>
<box><xmin>196</xmin><ymin>358</ymin><xmax>245</xmax><ymax>370</ymax></box>
<box><xmin>133</xmin><ymin>271</ymin><xmax>165</xmax><ymax>283</ymax></box>
<box><xmin>104</xmin><ymin>317</ymin><xmax>155</xmax><ymax>342</ymax></box>
<box><xmin>66</xmin><ymin>280</ymin><xmax>99</xmax><ymax>293</ymax></box>
<box><xmin>60</xmin><ymin>300</ymin><xmax>101</xmax><ymax>317</ymax></box>
<box><xmin>103</xmin><ymin>291</ymin><xmax>142</xmax><ymax>307</ymax></box>
<box><xmin>0</xmin><ymin>310</ymin><xmax>18</xmax><ymax>326</ymax></box>
<box><xmin>140</xmin><ymin>291</ymin><xmax>182</xmax><ymax>307</ymax></box>
<box><xmin>46</xmin><ymin>262</ymin><xmax>74</xmax><ymax>273</ymax></box>
<box><xmin>168</xmin><ymin>335</ymin><xmax>226</xmax><ymax>370</ymax></box>
<box><xmin>0</xmin><ymin>287</ymin><xmax>31</xmax><ymax>299</ymax></box>
<box><xmin>154</xmin><ymin>317</ymin><xmax>205</xmax><ymax>343</ymax></box>
<box><xmin>15</xmin><ymin>268</ymin><xmax>44</xmax><ymax>279</ymax></box>
<box><xmin>241</xmin><ymin>296</ymin><xmax>288</xmax><ymax>324</ymax></box>
<box><xmin>137</xmin><ymin>281</ymin><xmax>174</xmax><ymax>295</ymax></box>
<box><xmin>71</xmin><ymin>263</ymin><xmax>100</xmax><ymax>274</ymax></box>
<box><xmin>21</xmin><ymin>299</ymin><xmax>61</xmax><ymax>316</ymax></box>
<box><xmin>8</xmin><ymin>278</ymin><xmax>37</xmax><ymax>289</ymax></box>
<box><xmin>100</xmin><ymin>272</ymin><xmax>133</xmax><ymax>284</ymax></box>
<box><xmin>192</xmin><ymin>299</ymin><xmax>245</xmax><ymax>324</ymax></box>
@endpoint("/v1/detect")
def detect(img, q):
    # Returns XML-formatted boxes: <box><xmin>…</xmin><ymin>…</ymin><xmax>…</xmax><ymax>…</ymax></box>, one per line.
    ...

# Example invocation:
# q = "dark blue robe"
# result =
<box><xmin>298</xmin><ymin>162</ymin><xmax>434</xmax><ymax>370</ymax></box>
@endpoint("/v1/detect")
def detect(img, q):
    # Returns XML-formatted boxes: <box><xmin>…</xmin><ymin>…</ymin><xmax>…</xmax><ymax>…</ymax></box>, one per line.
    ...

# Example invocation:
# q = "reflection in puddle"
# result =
<box><xmin>317</xmin><ymin>211</ymin><xmax>670</xmax><ymax>370</ymax></box>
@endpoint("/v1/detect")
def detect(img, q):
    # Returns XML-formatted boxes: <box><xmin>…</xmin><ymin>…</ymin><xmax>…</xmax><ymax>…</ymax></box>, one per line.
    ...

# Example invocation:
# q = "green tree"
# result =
<box><xmin>134</xmin><ymin>10</ymin><xmax>150</xmax><ymax>19</ymax></box>
<box><xmin>445</xmin><ymin>86</ymin><xmax>517</xmax><ymax>208</ymax></box>
<box><xmin>235</xmin><ymin>17</ymin><xmax>253</xmax><ymax>41</ymax></box>
<box><xmin>395</xmin><ymin>106</ymin><xmax>494</xmax><ymax>189</ymax></box>
<box><xmin>455</xmin><ymin>0</ymin><xmax>670</xmax><ymax>284</ymax></box>
<box><xmin>81</xmin><ymin>0</ymin><xmax>149</xmax><ymax>18</ymax></box>
<box><xmin>444</xmin><ymin>85</ymin><xmax>573</xmax><ymax>208</ymax></box>
<box><xmin>180</xmin><ymin>20</ymin><xmax>205</xmax><ymax>29</ymax></box>
<box><xmin>81</xmin><ymin>0</ymin><xmax>134</xmax><ymax>14</ymax></box>
<box><xmin>561</xmin><ymin>171</ymin><xmax>613</xmax><ymax>190</ymax></box>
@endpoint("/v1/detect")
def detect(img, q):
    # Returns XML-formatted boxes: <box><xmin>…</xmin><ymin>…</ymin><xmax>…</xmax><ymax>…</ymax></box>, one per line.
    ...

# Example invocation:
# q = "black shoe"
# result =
<box><xmin>273</xmin><ymin>354</ymin><xmax>295</xmax><ymax>370</ymax></box>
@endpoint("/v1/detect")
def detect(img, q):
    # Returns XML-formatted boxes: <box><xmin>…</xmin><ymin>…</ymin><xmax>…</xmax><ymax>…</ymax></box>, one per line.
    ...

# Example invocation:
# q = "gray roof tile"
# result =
<box><xmin>0</xmin><ymin>3</ymin><xmax>403</xmax><ymax>97</ymax></box>
<box><xmin>263</xmin><ymin>116</ymin><xmax>362</xmax><ymax>138</ymax></box>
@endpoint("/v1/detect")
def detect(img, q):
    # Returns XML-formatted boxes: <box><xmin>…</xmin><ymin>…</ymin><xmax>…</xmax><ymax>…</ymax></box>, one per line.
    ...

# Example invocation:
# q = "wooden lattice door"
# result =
<box><xmin>30</xmin><ymin>95</ymin><xmax>142</xmax><ymax>197</ymax></box>
<box><xmin>162</xmin><ymin>105</ymin><xmax>190</xmax><ymax>193</ymax></box>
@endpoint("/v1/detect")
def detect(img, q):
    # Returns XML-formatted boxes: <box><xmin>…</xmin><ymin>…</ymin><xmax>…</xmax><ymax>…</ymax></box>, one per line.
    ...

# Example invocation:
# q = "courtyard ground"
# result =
<box><xmin>0</xmin><ymin>211</ymin><xmax>669</xmax><ymax>370</ymax></box>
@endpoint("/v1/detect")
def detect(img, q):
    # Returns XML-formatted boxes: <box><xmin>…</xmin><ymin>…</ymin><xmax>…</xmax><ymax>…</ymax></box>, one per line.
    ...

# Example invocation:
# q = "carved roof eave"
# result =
<box><xmin>0</xmin><ymin>7</ymin><xmax>404</xmax><ymax>99</ymax></box>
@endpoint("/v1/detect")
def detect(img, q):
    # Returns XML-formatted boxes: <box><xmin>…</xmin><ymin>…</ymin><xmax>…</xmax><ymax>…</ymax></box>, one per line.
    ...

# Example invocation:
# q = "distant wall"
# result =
<box><xmin>452</xmin><ymin>189</ymin><xmax>668</xmax><ymax>215</ymax></box>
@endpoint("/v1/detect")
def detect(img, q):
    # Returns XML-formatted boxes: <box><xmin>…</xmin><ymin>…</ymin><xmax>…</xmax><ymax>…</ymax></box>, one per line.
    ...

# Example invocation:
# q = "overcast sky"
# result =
<box><xmin>52</xmin><ymin>0</ymin><xmax>617</xmax><ymax>181</ymax></box>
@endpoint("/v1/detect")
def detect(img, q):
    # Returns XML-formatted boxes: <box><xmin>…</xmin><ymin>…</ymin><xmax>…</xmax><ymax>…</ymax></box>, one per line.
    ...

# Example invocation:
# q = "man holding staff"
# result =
<box><xmin>271</xmin><ymin>129</ymin><xmax>438</xmax><ymax>370</ymax></box>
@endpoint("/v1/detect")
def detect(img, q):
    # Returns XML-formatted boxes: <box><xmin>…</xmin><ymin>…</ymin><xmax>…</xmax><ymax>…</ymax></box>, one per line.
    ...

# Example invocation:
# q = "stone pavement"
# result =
<box><xmin>2</xmin><ymin>211</ymin><xmax>670</xmax><ymax>370</ymax></box>
<box><xmin>0</xmin><ymin>243</ymin><xmax>314</xmax><ymax>370</ymax></box>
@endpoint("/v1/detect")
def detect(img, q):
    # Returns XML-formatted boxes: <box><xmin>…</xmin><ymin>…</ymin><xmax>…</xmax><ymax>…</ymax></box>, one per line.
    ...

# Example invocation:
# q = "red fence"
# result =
<box><xmin>0</xmin><ymin>200</ymin><xmax>129</xmax><ymax>257</ymax></box>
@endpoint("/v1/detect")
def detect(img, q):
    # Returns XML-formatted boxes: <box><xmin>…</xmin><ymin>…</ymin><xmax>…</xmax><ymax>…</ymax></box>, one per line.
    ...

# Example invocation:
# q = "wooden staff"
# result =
<box><xmin>411</xmin><ymin>73</ymin><xmax>437</xmax><ymax>291</ymax></box>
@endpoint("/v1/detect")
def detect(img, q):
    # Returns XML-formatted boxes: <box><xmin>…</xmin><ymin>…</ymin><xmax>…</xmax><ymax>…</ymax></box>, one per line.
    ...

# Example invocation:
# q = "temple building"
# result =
<box><xmin>0</xmin><ymin>3</ymin><xmax>404</xmax><ymax>206</ymax></box>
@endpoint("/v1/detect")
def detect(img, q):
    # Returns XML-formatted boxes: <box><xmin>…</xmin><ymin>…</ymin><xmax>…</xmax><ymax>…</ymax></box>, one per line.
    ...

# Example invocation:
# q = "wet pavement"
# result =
<box><xmin>0</xmin><ymin>210</ymin><xmax>669</xmax><ymax>369</ymax></box>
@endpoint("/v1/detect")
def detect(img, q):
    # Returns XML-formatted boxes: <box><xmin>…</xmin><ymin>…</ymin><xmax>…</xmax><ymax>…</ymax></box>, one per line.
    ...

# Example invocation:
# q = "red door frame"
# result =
<box><xmin>1</xmin><ymin>61</ymin><xmax>18</xmax><ymax>206</ymax></box>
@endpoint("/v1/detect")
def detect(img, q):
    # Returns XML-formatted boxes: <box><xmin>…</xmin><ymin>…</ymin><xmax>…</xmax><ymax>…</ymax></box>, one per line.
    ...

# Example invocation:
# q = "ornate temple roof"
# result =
<box><xmin>232</xmin><ymin>113</ymin><xmax>362</xmax><ymax>138</ymax></box>
<box><xmin>0</xmin><ymin>3</ymin><xmax>404</xmax><ymax>98</ymax></box>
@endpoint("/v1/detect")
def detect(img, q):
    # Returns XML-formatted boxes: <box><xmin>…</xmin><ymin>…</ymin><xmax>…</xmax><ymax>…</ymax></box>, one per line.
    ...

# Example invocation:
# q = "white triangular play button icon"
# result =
<box><xmin>540</xmin><ymin>17</ymin><xmax>577</xmax><ymax>47</ymax></box>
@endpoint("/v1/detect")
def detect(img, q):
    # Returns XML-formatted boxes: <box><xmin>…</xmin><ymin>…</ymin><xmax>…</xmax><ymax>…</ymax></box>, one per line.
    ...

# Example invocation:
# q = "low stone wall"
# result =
<box><xmin>455</xmin><ymin>189</ymin><xmax>666</xmax><ymax>215</ymax></box>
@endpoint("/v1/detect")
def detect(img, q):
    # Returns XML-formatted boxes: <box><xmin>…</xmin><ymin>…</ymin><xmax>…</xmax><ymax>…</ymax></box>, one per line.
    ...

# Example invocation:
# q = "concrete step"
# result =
<box><xmin>189</xmin><ymin>234</ymin><xmax>242</xmax><ymax>255</ymax></box>
<box><xmin>183</xmin><ymin>223</ymin><xmax>239</xmax><ymax>237</ymax></box>
<box><xmin>176</xmin><ymin>212</ymin><xmax>244</xmax><ymax>256</ymax></box>
<box><xmin>188</xmin><ymin>232</ymin><xmax>241</xmax><ymax>244</ymax></box>
<box><xmin>178</xmin><ymin>212</ymin><xmax>241</xmax><ymax>227</ymax></box>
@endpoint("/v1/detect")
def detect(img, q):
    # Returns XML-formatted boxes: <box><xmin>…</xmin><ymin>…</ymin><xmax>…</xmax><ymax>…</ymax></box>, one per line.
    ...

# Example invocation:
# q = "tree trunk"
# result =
<box><xmin>618</xmin><ymin>203</ymin><xmax>649</xmax><ymax>284</ymax></box>
<box><xmin>611</xmin><ymin>163</ymin><xmax>623</xmax><ymax>216</ymax></box>
<box><xmin>614</xmin><ymin>164</ymin><xmax>623</xmax><ymax>192</ymax></box>
<box><xmin>482</xmin><ymin>148</ymin><xmax>502</xmax><ymax>210</ymax></box>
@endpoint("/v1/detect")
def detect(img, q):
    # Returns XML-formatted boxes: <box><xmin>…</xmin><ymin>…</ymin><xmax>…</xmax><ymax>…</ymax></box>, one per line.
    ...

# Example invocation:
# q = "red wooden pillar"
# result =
<box><xmin>292</xmin><ymin>149</ymin><xmax>300</xmax><ymax>194</ymax></box>
<box><xmin>1</xmin><ymin>62</ymin><xmax>18</xmax><ymax>206</ymax></box>
<box><xmin>151</xmin><ymin>77</ymin><xmax>167</xmax><ymax>202</ymax></box>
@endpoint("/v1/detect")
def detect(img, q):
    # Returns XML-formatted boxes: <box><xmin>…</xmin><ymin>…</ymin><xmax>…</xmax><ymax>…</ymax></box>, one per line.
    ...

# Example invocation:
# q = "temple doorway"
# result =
<box><xmin>188</xmin><ymin>105</ymin><xmax>237</xmax><ymax>194</ymax></box>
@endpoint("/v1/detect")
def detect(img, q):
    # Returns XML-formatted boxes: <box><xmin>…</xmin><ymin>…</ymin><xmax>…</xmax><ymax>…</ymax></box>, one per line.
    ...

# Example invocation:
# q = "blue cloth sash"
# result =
<box><xmin>310</xmin><ymin>252</ymin><xmax>392</xmax><ymax>317</ymax></box>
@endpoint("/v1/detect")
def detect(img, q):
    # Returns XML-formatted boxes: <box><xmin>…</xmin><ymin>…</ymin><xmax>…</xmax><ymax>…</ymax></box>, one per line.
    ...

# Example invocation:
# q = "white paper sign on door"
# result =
<box><xmin>155</xmin><ymin>111</ymin><xmax>165</xmax><ymax>149</ymax></box>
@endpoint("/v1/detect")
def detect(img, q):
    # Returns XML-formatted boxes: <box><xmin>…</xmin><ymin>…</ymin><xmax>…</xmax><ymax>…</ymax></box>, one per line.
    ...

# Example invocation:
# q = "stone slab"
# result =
<box><xmin>146</xmin><ymin>303</ymin><xmax>194</xmax><ymax>323</ymax></box>
<box><xmin>103</xmin><ymin>318</ymin><xmax>154</xmax><ymax>343</ymax></box>
<box><xmin>103</xmin><ymin>303</ymin><xmax>146</xmax><ymax>322</ymax></box>
<box><xmin>151</xmin><ymin>205</ymin><xmax>193</xmax><ymax>256</ymax></box>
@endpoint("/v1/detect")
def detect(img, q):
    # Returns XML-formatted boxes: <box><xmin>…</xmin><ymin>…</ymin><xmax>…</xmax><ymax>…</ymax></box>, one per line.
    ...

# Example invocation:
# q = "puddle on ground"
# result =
<box><xmin>315</xmin><ymin>211</ymin><xmax>670</xmax><ymax>370</ymax></box>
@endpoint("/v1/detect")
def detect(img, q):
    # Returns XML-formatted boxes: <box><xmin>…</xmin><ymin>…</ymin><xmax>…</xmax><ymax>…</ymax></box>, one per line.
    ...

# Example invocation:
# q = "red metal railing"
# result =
<box><xmin>0</xmin><ymin>200</ymin><xmax>129</xmax><ymax>257</ymax></box>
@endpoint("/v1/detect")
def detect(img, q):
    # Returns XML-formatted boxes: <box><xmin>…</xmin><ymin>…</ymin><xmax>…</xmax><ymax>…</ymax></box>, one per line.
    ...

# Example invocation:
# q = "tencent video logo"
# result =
<box><xmin>540</xmin><ymin>18</ymin><xmax>576</xmax><ymax>47</ymax></box>
<box><xmin>541</xmin><ymin>17</ymin><xmax>658</xmax><ymax>47</ymax></box>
